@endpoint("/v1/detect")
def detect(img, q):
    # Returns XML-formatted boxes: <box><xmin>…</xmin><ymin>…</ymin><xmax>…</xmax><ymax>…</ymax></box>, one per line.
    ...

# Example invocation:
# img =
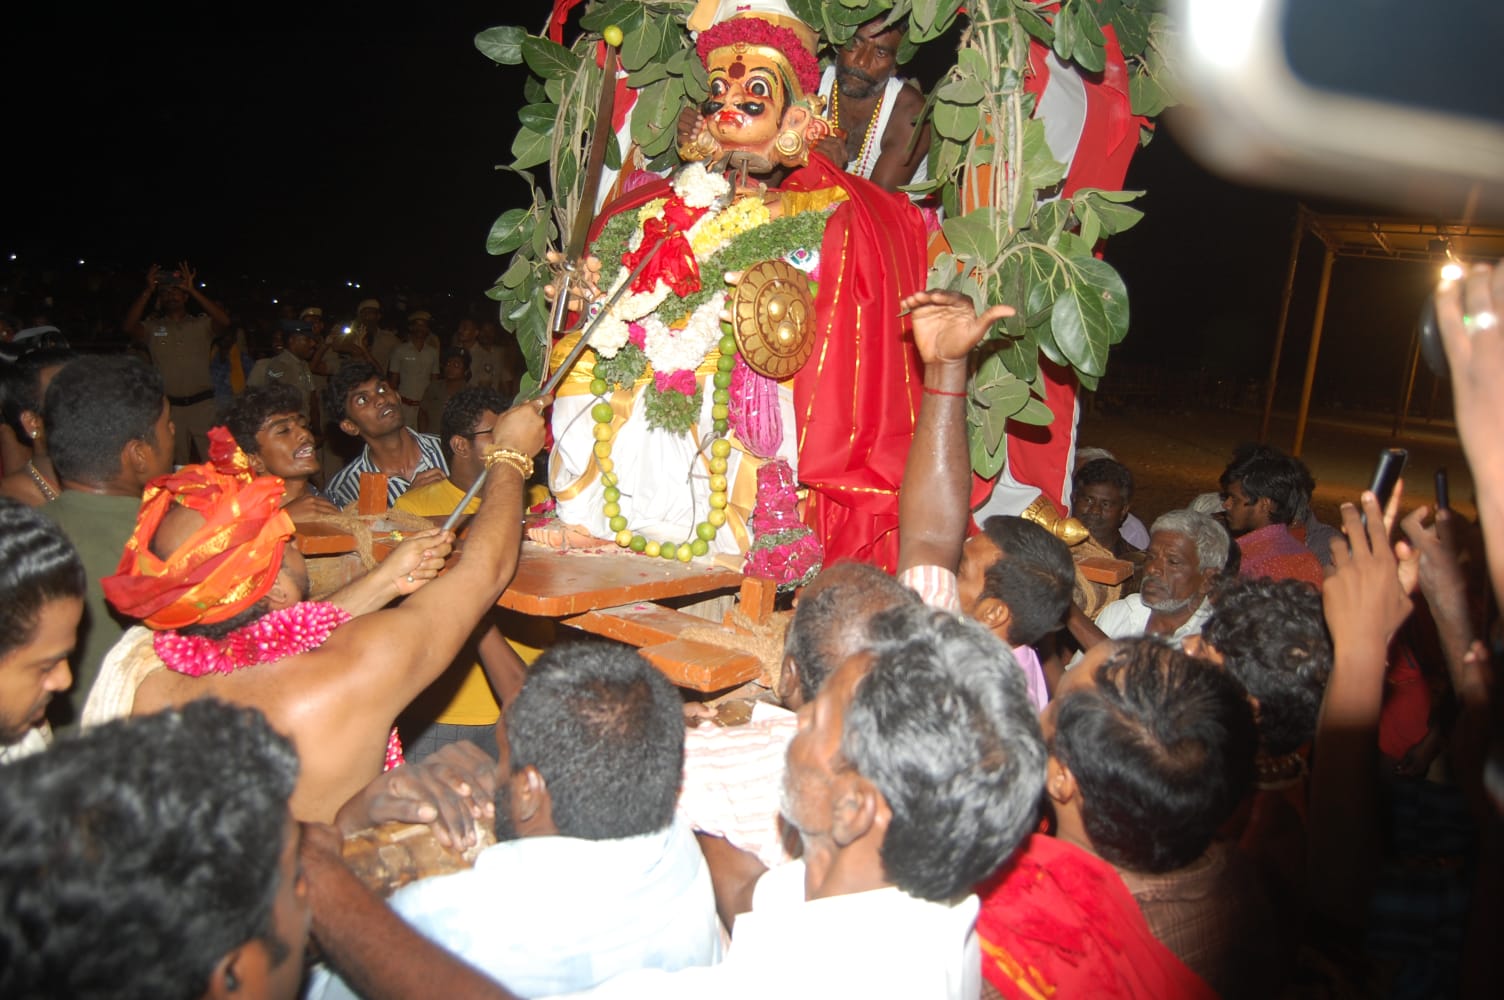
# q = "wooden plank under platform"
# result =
<box><xmin>293</xmin><ymin>522</ymin><xmax>396</xmax><ymax>557</ymax></box>
<box><xmin>289</xmin><ymin>461</ymin><xmax>774</xmax><ymax>691</ymax></box>
<box><xmin>637</xmin><ymin>638</ymin><xmax>763</xmax><ymax>692</ymax></box>
<box><xmin>497</xmin><ymin>543</ymin><xmax>745</xmax><ymax>617</ymax></box>
<box><xmin>563</xmin><ymin>602</ymin><xmax>718</xmax><ymax>647</ymax></box>
<box><xmin>564</xmin><ymin>601</ymin><xmax>767</xmax><ymax>693</ymax></box>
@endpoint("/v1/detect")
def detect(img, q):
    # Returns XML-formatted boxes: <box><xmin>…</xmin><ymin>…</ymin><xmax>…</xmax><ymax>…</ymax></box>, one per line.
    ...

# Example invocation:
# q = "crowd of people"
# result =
<box><xmin>2</xmin><ymin>3</ymin><xmax>1502</xmax><ymax>995</ymax></box>
<box><xmin>0</xmin><ymin>256</ymin><xmax>1500</xmax><ymax>998</ymax></box>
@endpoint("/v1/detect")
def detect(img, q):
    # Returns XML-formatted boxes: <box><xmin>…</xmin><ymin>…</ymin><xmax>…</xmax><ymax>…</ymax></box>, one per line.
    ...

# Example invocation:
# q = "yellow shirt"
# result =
<box><xmin>393</xmin><ymin>478</ymin><xmax>544</xmax><ymax>725</ymax></box>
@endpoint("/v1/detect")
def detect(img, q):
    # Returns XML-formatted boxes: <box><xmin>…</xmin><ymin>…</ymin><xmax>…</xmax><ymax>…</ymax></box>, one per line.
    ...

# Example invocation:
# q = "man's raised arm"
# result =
<box><xmin>177</xmin><ymin>261</ymin><xmax>231</xmax><ymax>328</ymax></box>
<box><xmin>897</xmin><ymin>290</ymin><xmax>1012</xmax><ymax>576</ymax></box>
<box><xmin>122</xmin><ymin>265</ymin><xmax>158</xmax><ymax>341</ymax></box>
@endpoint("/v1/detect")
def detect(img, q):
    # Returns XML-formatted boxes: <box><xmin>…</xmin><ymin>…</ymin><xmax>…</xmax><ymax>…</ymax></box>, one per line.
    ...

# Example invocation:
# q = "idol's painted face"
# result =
<box><xmin>703</xmin><ymin>52</ymin><xmax>787</xmax><ymax>152</ymax></box>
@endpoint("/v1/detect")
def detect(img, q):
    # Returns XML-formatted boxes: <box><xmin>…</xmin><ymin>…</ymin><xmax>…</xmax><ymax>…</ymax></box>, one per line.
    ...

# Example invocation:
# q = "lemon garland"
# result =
<box><xmin>590</xmin><ymin>330</ymin><xmax>741</xmax><ymax>561</ymax></box>
<box><xmin>576</xmin><ymin>180</ymin><xmax>830</xmax><ymax>561</ymax></box>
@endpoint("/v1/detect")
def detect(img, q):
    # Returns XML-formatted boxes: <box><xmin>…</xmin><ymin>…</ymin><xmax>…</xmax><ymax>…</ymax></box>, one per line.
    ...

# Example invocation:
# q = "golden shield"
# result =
<box><xmin>729</xmin><ymin>259</ymin><xmax>815</xmax><ymax>379</ymax></box>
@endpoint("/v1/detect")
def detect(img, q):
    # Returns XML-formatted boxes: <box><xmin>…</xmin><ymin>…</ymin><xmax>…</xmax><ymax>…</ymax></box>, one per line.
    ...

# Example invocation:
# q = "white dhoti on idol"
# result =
<box><xmin>548</xmin><ymin>352</ymin><xmax>799</xmax><ymax>558</ymax></box>
<box><xmin>542</xmin><ymin>160</ymin><xmax>825</xmax><ymax>562</ymax></box>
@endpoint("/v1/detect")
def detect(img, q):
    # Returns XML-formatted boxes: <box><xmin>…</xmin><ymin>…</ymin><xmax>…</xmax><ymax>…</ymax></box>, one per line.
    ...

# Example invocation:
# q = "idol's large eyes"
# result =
<box><xmin>709</xmin><ymin>76</ymin><xmax>730</xmax><ymax>99</ymax></box>
<box><xmin>746</xmin><ymin>77</ymin><xmax>772</xmax><ymax>99</ymax></box>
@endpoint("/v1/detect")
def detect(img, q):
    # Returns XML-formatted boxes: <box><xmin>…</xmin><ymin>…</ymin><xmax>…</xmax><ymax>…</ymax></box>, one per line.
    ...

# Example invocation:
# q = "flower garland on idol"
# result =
<box><xmin>577</xmin><ymin>163</ymin><xmax>829</xmax><ymax>572</ymax></box>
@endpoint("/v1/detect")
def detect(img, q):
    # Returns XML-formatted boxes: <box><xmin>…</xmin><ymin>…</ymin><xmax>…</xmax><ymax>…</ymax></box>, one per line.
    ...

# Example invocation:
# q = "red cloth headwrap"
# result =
<box><xmin>102</xmin><ymin>427</ymin><xmax>295</xmax><ymax>630</ymax></box>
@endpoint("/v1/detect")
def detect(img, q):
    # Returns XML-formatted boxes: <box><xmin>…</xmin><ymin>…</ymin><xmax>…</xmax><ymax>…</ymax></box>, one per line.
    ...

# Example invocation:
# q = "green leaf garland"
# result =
<box><xmin>590</xmin><ymin>202</ymin><xmax>830</xmax><ymax>328</ymax></box>
<box><xmin>594</xmin><ymin>342</ymin><xmax>648</xmax><ymax>389</ymax></box>
<box><xmin>643</xmin><ymin>381</ymin><xmax>703</xmax><ymax>433</ymax></box>
<box><xmin>667</xmin><ymin>209</ymin><xmax>830</xmax><ymax>324</ymax></box>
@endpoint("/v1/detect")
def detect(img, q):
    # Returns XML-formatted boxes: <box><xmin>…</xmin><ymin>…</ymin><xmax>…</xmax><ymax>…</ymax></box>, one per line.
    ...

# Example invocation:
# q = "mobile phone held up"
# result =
<box><xmin>157</xmin><ymin>268</ymin><xmax>182</xmax><ymax>288</ymax></box>
<box><xmin>1363</xmin><ymin>448</ymin><xmax>1408</xmax><ymax>528</ymax></box>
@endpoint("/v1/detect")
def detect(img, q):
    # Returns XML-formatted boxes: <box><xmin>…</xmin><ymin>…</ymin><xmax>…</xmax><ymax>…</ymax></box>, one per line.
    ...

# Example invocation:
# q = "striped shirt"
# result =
<box><xmin>678</xmin><ymin>702</ymin><xmax>799</xmax><ymax>870</ymax></box>
<box><xmin>326</xmin><ymin>429</ymin><xmax>448</xmax><ymax>509</ymax></box>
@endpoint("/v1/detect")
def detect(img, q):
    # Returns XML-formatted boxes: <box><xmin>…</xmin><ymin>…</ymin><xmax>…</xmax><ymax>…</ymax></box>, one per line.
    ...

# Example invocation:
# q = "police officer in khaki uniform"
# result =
<box><xmin>123</xmin><ymin>261</ymin><xmax>231</xmax><ymax>465</ymax></box>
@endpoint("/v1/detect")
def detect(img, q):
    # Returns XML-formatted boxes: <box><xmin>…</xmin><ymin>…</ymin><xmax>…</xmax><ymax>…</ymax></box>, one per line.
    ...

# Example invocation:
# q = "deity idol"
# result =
<box><xmin>546</xmin><ymin>0</ymin><xmax>930</xmax><ymax>580</ymax></box>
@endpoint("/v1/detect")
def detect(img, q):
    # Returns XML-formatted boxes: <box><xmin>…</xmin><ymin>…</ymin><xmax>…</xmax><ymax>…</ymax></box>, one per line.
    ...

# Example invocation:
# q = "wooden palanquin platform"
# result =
<box><xmin>293</xmin><ymin>473</ymin><xmax>777</xmax><ymax>693</ymax></box>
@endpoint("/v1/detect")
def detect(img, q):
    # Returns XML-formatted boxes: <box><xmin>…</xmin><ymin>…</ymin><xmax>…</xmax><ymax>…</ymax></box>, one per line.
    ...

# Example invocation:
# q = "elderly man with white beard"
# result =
<box><xmin>1065</xmin><ymin>510</ymin><xmax>1228</xmax><ymax>663</ymax></box>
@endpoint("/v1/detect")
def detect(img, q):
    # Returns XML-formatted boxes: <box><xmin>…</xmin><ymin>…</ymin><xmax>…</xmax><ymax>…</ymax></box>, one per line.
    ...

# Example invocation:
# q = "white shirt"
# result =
<box><xmin>1070</xmin><ymin>594</ymin><xmax>1212</xmax><ymax>667</ymax></box>
<box><xmin>310</xmin><ymin>817</ymin><xmax>721</xmax><ymax>1000</ymax></box>
<box><xmin>558</xmin><ymin>860</ymin><xmax>981</xmax><ymax>999</ymax></box>
<box><xmin>0</xmin><ymin>724</ymin><xmax>50</xmax><ymax>765</ymax></box>
<box><xmin>1121</xmin><ymin>512</ymin><xmax>1150</xmax><ymax>549</ymax></box>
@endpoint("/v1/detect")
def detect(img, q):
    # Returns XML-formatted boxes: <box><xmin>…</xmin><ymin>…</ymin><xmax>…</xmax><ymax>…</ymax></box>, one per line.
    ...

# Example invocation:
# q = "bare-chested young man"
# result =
<box><xmin>83</xmin><ymin>395</ymin><xmax>549</xmax><ymax>821</ymax></box>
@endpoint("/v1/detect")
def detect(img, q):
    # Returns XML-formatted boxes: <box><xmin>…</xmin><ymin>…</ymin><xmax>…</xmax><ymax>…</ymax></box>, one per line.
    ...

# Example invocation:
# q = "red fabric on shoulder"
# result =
<box><xmin>786</xmin><ymin>153</ymin><xmax>929</xmax><ymax>571</ymax></box>
<box><xmin>976</xmin><ymin>834</ymin><xmax>1216</xmax><ymax>999</ymax></box>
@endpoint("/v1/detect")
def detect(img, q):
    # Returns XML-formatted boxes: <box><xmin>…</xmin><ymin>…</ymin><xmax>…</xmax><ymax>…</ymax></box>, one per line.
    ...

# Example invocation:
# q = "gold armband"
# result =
<box><xmin>484</xmin><ymin>448</ymin><xmax>534</xmax><ymax>480</ymax></box>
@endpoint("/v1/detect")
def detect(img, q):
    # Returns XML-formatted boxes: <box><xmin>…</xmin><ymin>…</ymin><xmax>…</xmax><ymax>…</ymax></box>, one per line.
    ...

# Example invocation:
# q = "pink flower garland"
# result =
<box><xmin>155</xmin><ymin>602</ymin><xmax>353</xmax><ymax>677</ymax></box>
<box><xmin>729</xmin><ymin>357</ymin><xmax>784</xmax><ymax>458</ymax></box>
<box><xmin>155</xmin><ymin>601</ymin><xmax>406</xmax><ymax>771</ymax></box>
<box><xmin>743</xmin><ymin>459</ymin><xmax>822</xmax><ymax>589</ymax></box>
<box><xmin>654</xmin><ymin>368</ymin><xmax>699</xmax><ymax>396</ymax></box>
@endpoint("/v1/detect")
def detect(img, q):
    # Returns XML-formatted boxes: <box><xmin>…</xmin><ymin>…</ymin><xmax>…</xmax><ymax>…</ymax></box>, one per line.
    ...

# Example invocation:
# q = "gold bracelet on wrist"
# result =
<box><xmin>484</xmin><ymin>448</ymin><xmax>534</xmax><ymax>479</ymax></box>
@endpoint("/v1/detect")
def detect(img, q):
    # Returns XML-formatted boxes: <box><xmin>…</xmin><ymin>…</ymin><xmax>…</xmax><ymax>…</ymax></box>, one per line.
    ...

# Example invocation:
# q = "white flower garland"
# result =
<box><xmin>642</xmin><ymin>292</ymin><xmax>727</xmax><ymax>373</ymax></box>
<box><xmin>588</xmin><ymin>165</ymin><xmax>733</xmax><ymax>362</ymax></box>
<box><xmin>673</xmin><ymin>162</ymin><xmax>730</xmax><ymax>208</ymax></box>
<box><xmin>587</xmin><ymin>273</ymin><xmax>672</xmax><ymax>359</ymax></box>
<box><xmin>587</xmin><ymin>312</ymin><xmax>632</xmax><ymax>358</ymax></box>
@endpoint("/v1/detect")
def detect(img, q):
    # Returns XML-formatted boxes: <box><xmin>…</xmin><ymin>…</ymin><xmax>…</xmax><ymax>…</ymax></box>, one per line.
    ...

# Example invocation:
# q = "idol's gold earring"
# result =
<box><xmin>774</xmin><ymin>127</ymin><xmax>807</xmax><ymax>164</ymax></box>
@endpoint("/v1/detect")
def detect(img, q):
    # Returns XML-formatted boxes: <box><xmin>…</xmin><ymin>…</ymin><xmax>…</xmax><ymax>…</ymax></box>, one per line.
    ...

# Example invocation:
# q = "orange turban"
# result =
<box><xmin>103</xmin><ymin>426</ymin><xmax>295</xmax><ymax>630</ymax></box>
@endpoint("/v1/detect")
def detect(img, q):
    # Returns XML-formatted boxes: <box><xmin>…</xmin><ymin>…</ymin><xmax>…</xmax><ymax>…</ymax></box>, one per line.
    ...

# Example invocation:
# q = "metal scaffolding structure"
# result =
<box><xmin>1259</xmin><ymin>208</ymin><xmax>1504</xmax><ymax>455</ymax></box>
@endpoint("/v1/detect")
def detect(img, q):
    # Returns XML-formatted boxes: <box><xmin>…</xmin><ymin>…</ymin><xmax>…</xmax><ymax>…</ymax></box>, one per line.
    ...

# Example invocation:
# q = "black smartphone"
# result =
<box><xmin>1368</xmin><ymin>448</ymin><xmax>1408</xmax><ymax>510</ymax></box>
<box><xmin>1416</xmin><ymin>297</ymin><xmax>1450</xmax><ymax>379</ymax></box>
<box><xmin>1435</xmin><ymin>468</ymin><xmax>1449</xmax><ymax>512</ymax></box>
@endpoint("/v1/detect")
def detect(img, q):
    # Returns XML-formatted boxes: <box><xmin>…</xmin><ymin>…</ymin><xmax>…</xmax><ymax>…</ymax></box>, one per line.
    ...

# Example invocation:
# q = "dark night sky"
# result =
<box><xmin>5</xmin><ymin>7</ymin><xmax>1435</xmax><ymax>405</ymax></box>
<box><xmin>7</xmin><ymin>5</ymin><xmax>534</xmax><ymax>296</ymax></box>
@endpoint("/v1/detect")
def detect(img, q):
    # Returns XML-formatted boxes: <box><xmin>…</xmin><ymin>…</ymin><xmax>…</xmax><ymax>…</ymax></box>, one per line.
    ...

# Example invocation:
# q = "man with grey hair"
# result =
<box><xmin>556</xmin><ymin>603</ymin><xmax>1045</xmax><ymax>998</ymax></box>
<box><xmin>300</xmin><ymin>604</ymin><xmax>1048</xmax><ymax>1000</ymax></box>
<box><xmin>1067</xmin><ymin>509</ymin><xmax>1228</xmax><ymax>660</ymax></box>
